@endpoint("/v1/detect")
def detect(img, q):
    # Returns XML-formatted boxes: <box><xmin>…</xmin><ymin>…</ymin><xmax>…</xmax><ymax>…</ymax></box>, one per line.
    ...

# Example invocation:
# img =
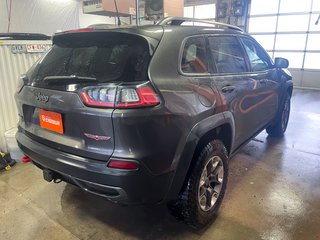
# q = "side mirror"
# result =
<box><xmin>274</xmin><ymin>57</ymin><xmax>289</xmax><ymax>68</ymax></box>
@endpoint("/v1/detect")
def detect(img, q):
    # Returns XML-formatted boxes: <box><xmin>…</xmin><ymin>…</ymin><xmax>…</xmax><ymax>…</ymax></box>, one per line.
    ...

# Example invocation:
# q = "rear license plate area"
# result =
<box><xmin>39</xmin><ymin>109</ymin><xmax>64</xmax><ymax>134</ymax></box>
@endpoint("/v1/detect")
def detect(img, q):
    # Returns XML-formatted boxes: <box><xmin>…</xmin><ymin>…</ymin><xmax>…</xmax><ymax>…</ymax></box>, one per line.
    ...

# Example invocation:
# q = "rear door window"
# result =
<box><xmin>208</xmin><ymin>36</ymin><xmax>248</xmax><ymax>74</ymax></box>
<box><xmin>27</xmin><ymin>32</ymin><xmax>151</xmax><ymax>85</ymax></box>
<box><xmin>180</xmin><ymin>37</ymin><xmax>209</xmax><ymax>74</ymax></box>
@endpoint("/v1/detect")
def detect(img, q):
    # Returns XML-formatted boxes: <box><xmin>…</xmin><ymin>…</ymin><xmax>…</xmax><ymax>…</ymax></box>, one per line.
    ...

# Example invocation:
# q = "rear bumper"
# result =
<box><xmin>16</xmin><ymin>131</ymin><xmax>174</xmax><ymax>204</ymax></box>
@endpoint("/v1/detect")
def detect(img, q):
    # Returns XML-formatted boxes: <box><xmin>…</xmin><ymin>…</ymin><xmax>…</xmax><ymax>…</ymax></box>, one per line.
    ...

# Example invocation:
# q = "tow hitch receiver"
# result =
<box><xmin>43</xmin><ymin>169</ymin><xmax>55</xmax><ymax>182</ymax></box>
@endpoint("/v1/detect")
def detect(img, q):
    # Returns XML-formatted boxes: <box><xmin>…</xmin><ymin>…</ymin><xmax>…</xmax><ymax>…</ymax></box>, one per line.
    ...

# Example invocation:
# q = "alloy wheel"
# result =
<box><xmin>198</xmin><ymin>156</ymin><xmax>224</xmax><ymax>212</ymax></box>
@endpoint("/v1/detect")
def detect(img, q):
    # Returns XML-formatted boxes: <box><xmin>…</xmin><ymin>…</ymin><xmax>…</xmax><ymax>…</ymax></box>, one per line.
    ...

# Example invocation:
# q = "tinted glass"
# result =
<box><xmin>209</xmin><ymin>36</ymin><xmax>247</xmax><ymax>74</ymax></box>
<box><xmin>181</xmin><ymin>37</ymin><xmax>208</xmax><ymax>74</ymax></box>
<box><xmin>27</xmin><ymin>32</ymin><xmax>150</xmax><ymax>85</ymax></box>
<box><xmin>241</xmin><ymin>38</ymin><xmax>271</xmax><ymax>71</ymax></box>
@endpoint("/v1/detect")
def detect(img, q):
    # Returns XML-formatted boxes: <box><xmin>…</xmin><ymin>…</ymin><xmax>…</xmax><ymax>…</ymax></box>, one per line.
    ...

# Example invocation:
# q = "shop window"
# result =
<box><xmin>274</xmin><ymin>52</ymin><xmax>304</xmax><ymax>69</ymax></box>
<box><xmin>304</xmin><ymin>53</ymin><xmax>320</xmax><ymax>69</ymax></box>
<box><xmin>279</xmin><ymin>0</ymin><xmax>312</xmax><ymax>13</ymax></box>
<box><xmin>249</xmin><ymin>16</ymin><xmax>277</xmax><ymax>33</ymax></box>
<box><xmin>194</xmin><ymin>4</ymin><xmax>216</xmax><ymax>19</ymax></box>
<box><xmin>275</xmin><ymin>34</ymin><xmax>307</xmax><ymax>51</ymax></box>
<box><xmin>252</xmin><ymin>34</ymin><xmax>275</xmax><ymax>50</ymax></box>
<box><xmin>250</xmin><ymin>0</ymin><xmax>279</xmax><ymax>15</ymax></box>
<box><xmin>307</xmin><ymin>34</ymin><xmax>320</xmax><ymax>51</ymax></box>
<box><xmin>277</xmin><ymin>15</ymin><xmax>310</xmax><ymax>32</ymax></box>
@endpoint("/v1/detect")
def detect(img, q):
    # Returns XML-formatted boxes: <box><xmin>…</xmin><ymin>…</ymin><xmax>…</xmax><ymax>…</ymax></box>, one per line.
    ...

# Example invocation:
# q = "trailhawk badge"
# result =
<box><xmin>84</xmin><ymin>133</ymin><xmax>111</xmax><ymax>141</ymax></box>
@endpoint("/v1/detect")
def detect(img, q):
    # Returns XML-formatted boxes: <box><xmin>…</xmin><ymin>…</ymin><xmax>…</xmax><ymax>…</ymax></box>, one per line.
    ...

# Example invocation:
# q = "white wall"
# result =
<box><xmin>0</xmin><ymin>0</ymin><xmax>8</xmax><ymax>32</ymax></box>
<box><xmin>0</xmin><ymin>0</ymin><xmax>116</xmax><ymax>35</ymax></box>
<box><xmin>0</xmin><ymin>0</ymin><xmax>79</xmax><ymax>35</ymax></box>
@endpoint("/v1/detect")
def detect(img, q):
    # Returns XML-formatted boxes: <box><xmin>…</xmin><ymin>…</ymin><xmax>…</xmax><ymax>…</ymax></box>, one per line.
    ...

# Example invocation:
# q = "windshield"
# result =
<box><xmin>27</xmin><ymin>32</ymin><xmax>151</xmax><ymax>85</ymax></box>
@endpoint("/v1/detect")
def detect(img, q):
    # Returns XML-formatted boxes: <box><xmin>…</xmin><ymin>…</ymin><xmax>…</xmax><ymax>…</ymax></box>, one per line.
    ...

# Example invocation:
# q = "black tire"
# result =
<box><xmin>167</xmin><ymin>140</ymin><xmax>229</xmax><ymax>228</ymax></box>
<box><xmin>266</xmin><ymin>92</ymin><xmax>291</xmax><ymax>137</ymax></box>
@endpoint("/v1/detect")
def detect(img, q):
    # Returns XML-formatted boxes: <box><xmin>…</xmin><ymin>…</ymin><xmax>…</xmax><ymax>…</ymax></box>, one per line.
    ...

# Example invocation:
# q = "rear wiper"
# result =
<box><xmin>43</xmin><ymin>75</ymin><xmax>97</xmax><ymax>85</ymax></box>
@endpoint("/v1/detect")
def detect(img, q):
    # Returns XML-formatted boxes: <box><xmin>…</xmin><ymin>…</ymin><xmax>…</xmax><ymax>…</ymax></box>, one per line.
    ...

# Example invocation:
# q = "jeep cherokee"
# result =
<box><xmin>15</xmin><ymin>17</ymin><xmax>292</xmax><ymax>227</ymax></box>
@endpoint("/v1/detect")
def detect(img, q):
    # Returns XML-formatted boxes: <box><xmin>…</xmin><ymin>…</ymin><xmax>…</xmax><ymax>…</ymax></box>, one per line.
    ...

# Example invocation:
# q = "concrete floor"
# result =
<box><xmin>1</xmin><ymin>89</ymin><xmax>320</xmax><ymax>240</ymax></box>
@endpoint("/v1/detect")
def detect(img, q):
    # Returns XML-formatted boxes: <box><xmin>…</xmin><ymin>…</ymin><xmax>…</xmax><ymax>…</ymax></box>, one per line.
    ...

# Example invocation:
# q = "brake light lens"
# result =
<box><xmin>80</xmin><ymin>87</ymin><xmax>116</xmax><ymax>107</ymax></box>
<box><xmin>116</xmin><ymin>87</ymin><xmax>160</xmax><ymax>108</ymax></box>
<box><xmin>107</xmin><ymin>159</ymin><xmax>139</xmax><ymax>170</ymax></box>
<box><xmin>64</xmin><ymin>28</ymin><xmax>94</xmax><ymax>33</ymax></box>
<box><xmin>80</xmin><ymin>83</ymin><xmax>160</xmax><ymax>109</ymax></box>
<box><xmin>16</xmin><ymin>75</ymin><xmax>27</xmax><ymax>93</ymax></box>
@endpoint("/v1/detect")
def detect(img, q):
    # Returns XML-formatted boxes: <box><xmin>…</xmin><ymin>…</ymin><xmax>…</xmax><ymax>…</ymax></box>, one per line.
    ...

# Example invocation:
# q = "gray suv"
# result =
<box><xmin>15</xmin><ymin>17</ymin><xmax>292</xmax><ymax>227</ymax></box>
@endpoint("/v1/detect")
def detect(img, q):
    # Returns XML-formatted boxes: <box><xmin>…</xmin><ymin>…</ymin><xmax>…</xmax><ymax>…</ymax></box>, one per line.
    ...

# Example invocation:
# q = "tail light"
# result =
<box><xmin>80</xmin><ymin>87</ymin><xmax>116</xmax><ymax>107</ymax></box>
<box><xmin>16</xmin><ymin>75</ymin><xmax>27</xmax><ymax>93</ymax></box>
<box><xmin>116</xmin><ymin>87</ymin><xmax>159</xmax><ymax>108</ymax></box>
<box><xmin>80</xmin><ymin>83</ymin><xmax>160</xmax><ymax>109</ymax></box>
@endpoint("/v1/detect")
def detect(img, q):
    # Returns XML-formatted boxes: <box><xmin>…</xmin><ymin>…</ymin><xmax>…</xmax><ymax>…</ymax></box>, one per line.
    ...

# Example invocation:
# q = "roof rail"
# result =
<box><xmin>156</xmin><ymin>17</ymin><xmax>243</xmax><ymax>32</ymax></box>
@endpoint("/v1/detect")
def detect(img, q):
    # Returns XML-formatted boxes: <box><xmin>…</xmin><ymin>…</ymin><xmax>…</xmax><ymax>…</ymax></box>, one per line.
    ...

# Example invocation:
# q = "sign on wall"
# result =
<box><xmin>11</xmin><ymin>44</ymin><xmax>51</xmax><ymax>54</ymax></box>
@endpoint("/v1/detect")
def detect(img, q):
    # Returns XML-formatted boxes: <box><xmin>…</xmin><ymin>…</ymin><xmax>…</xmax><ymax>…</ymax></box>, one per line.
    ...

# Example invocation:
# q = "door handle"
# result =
<box><xmin>221</xmin><ymin>85</ymin><xmax>236</xmax><ymax>93</ymax></box>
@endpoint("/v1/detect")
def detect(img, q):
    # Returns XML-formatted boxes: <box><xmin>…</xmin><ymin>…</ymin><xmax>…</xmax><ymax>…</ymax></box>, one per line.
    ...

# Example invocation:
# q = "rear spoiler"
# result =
<box><xmin>52</xmin><ymin>26</ymin><xmax>164</xmax><ymax>55</ymax></box>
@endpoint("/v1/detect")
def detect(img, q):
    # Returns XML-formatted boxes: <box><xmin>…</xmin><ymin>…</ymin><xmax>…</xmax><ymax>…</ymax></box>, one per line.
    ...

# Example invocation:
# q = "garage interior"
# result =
<box><xmin>1</xmin><ymin>0</ymin><xmax>320</xmax><ymax>239</ymax></box>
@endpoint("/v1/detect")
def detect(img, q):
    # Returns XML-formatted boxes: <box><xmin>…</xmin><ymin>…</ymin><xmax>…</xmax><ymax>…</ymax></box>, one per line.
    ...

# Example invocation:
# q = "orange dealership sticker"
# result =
<box><xmin>39</xmin><ymin>109</ymin><xmax>64</xmax><ymax>134</ymax></box>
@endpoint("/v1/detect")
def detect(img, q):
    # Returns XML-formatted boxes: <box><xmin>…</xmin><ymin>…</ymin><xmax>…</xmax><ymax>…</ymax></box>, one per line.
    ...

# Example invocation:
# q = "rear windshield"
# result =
<box><xmin>27</xmin><ymin>32</ymin><xmax>151</xmax><ymax>85</ymax></box>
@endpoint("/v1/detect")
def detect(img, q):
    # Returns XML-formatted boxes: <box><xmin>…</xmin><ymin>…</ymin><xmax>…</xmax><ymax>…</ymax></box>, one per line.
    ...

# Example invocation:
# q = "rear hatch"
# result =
<box><xmin>15</xmin><ymin>29</ymin><xmax>163</xmax><ymax>161</ymax></box>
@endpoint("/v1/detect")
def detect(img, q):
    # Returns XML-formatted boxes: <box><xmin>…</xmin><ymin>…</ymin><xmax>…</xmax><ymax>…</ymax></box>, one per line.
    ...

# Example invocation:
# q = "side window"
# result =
<box><xmin>181</xmin><ymin>37</ymin><xmax>208</xmax><ymax>74</ymax></box>
<box><xmin>208</xmin><ymin>36</ymin><xmax>247</xmax><ymax>74</ymax></box>
<box><xmin>241</xmin><ymin>38</ymin><xmax>271</xmax><ymax>72</ymax></box>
